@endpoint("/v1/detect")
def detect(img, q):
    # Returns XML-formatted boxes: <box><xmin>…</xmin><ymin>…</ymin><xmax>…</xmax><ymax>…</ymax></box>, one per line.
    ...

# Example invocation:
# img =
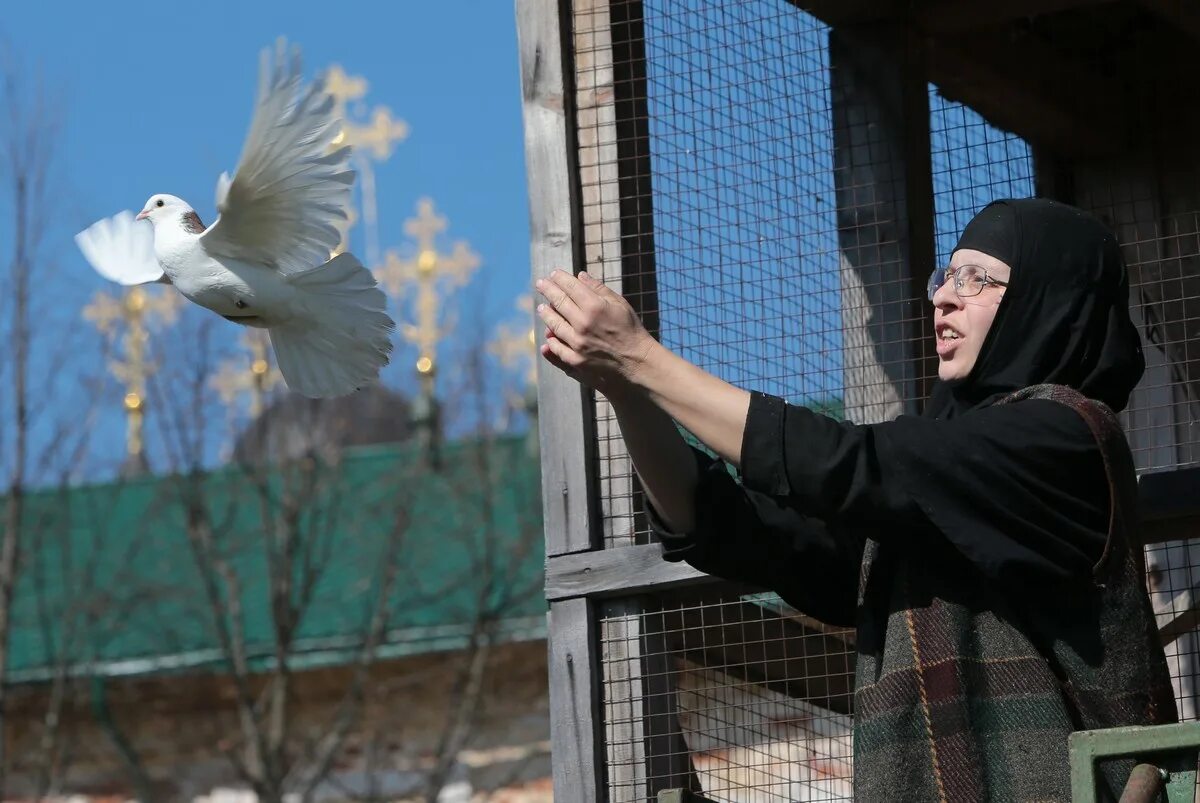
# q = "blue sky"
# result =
<box><xmin>0</xmin><ymin>0</ymin><xmax>1033</xmax><ymax>483</ymax></box>
<box><xmin>2</xmin><ymin>1</ymin><xmax>536</xmax><ymax>479</ymax></box>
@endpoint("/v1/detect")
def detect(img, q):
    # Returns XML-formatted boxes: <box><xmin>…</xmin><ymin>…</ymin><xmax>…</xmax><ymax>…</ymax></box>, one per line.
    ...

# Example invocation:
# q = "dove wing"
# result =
<box><xmin>75</xmin><ymin>211</ymin><xmax>165</xmax><ymax>285</ymax></box>
<box><xmin>200</xmin><ymin>39</ymin><xmax>353</xmax><ymax>275</ymax></box>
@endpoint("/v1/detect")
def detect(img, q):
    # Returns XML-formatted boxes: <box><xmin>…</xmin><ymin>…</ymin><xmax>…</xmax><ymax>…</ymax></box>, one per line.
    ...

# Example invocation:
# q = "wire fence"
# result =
<box><xmin>549</xmin><ymin>0</ymin><xmax>1200</xmax><ymax>799</ymax></box>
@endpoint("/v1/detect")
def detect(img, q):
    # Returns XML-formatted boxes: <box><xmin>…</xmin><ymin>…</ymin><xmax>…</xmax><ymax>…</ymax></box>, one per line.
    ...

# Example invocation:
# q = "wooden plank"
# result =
<box><xmin>547</xmin><ymin>597</ymin><xmax>603</xmax><ymax>802</ymax></box>
<box><xmin>829</xmin><ymin>24</ymin><xmax>925</xmax><ymax>421</ymax></box>
<box><xmin>898</xmin><ymin>24</ymin><xmax>939</xmax><ymax>407</ymax></box>
<box><xmin>1138</xmin><ymin>0</ymin><xmax>1200</xmax><ymax>42</ymax></box>
<box><xmin>610</xmin><ymin>0</ymin><xmax>659</xmax><ymax>548</ymax></box>
<box><xmin>545</xmin><ymin>543</ymin><xmax>722</xmax><ymax>601</ymax></box>
<box><xmin>917</xmin><ymin>0</ymin><xmax>1118</xmax><ymax>34</ymax></box>
<box><xmin>1139</xmin><ymin>468</ymin><xmax>1200</xmax><ymax>523</ymax></box>
<box><xmin>602</xmin><ymin>598</ymin><xmax>648</xmax><ymax>802</ymax></box>
<box><xmin>641</xmin><ymin>606</ymin><xmax>701</xmax><ymax>796</ymax></box>
<box><xmin>927</xmin><ymin>31</ymin><xmax>1125</xmax><ymax>158</ymax></box>
<box><xmin>518</xmin><ymin>0</ymin><xmax>598</xmax><ymax>556</ymax></box>
<box><xmin>785</xmin><ymin>0</ymin><xmax>905</xmax><ymax>27</ymax></box>
<box><xmin>574</xmin><ymin>0</ymin><xmax>637</xmax><ymax>547</ymax></box>
<box><xmin>1154</xmin><ymin>587</ymin><xmax>1200</xmax><ymax>648</ymax></box>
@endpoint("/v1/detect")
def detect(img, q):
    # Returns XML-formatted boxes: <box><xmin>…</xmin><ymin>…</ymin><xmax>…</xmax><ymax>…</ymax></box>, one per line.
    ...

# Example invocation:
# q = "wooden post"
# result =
<box><xmin>517</xmin><ymin>0</ymin><xmax>598</xmax><ymax>557</ymax></box>
<box><xmin>573</xmin><ymin>0</ymin><xmax>641</xmax><ymax>547</ymax></box>
<box><xmin>829</xmin><ymin>23</ymin><xmax>937</xmax><ymax>422</ymax></box>
<box><xmin>602</xmin><ymin>598</ymin><xmax>700</xmax><ymax>801</ymax></box>
<box><xmin>548</xmin><ymin>598</ymin><xmax>604</xmax><ymax>802</ymax></box>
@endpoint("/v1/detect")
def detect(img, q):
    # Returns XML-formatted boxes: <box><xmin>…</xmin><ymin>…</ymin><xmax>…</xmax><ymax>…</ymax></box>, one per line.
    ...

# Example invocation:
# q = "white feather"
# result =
<box><xmin>74</xmin><ymin>211</ymin><xmax>165</xmax><ymax>286</ymax></box>
<box><xmin>80</xmin><ymin>39</ymin><xmax>394</xmax><ymax>400</ymax></box>
<box><xmin>271</xmin><ymin>253</ymin><xmax>394</xmax><ymax>398</ymax></box>
<box><xmin>201</xmin><ymin>38</ymin><xmax>354</xmax><ymax>275</ymax></box>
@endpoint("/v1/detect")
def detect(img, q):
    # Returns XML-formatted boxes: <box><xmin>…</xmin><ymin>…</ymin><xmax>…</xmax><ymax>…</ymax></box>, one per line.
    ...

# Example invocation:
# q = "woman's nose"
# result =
<box><xmin>931</xmin><ymin>278</ymin><xmax>962</xmax><ymax>310</ymax></box>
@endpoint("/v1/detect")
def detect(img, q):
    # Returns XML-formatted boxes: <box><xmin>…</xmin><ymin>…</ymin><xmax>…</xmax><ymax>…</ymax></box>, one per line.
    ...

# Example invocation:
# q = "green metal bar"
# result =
<box><xmin>1069</xmin><ymin>722</ymin><xmax>1200</xmax><ymax>802</ymax></box>
<box><xmin>1119</xmin><ymin>763</ymin><xmax>1167</xmax><ymax>803</ymax></box>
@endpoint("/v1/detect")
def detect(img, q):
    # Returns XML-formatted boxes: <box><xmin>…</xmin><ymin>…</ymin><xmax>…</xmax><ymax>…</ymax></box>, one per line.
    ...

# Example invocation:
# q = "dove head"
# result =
<box><xmin>136</xmin><ymin>194</ymin><xmax>193</xmax><ymax>227</ymax></box>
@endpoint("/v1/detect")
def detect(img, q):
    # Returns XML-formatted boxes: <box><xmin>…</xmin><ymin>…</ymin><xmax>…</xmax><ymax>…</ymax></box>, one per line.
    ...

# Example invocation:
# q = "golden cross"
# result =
<box><xmin>83</xmin><ymin>286</ymin><xmax>181</xmax><ymax>466</ymax></box>
<box><xmin>210</xmin><ymin>330</ymin><xmax>283</xmax><ymax>419</ymax></box>
<box><xmin>322</xmin><ymin>63</ymin><xmax>408</xmax><ymax>269</ymax></box>
<box><xmin>323</xmin><ymin>64</ymin><xmax>368</xmax><ymax>121</ymax></box>
<box><xmin>343</xmin><ymin>106</ymin><xmax>409</xmax><ymax>161</ymax></box>
<box><xmin>488</xmin><ymin>294</ymin><xmax>537</xmax><ymax>389</ymax></box>
<box><xmin>375</xmin><ymin>198</ymin><xmax>481</xmax><ymax>383</ymax></box>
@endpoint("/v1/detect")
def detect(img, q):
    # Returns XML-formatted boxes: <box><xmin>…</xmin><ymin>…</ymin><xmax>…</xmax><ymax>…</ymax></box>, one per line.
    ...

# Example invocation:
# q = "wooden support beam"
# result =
<box><xmin>518</xmin><ymin>0</ymin><xmax>599</xmax><ymax>556</ymax></box>
<box><xmin>641</xmin><ymin>605</ymin><xmax>702</xmax><ymax>797</ymax></box>
<box><xmin>1139</xmin><ymin>467</ymin><xmax>1200</xmax><ymax>524</ymax></box>
<box><xmin>547</xmin><ymin>597</ymin><xmax>604</xmax><ymax>802</ymax></box>
<box><xmin>829</xmin><ymin>24</ymin><xmax>931</xmax><ymax>420</ymax></box>
<box><xmin>917</xmin><ymin>0</ymin><xmax>1118</xmax><ymax>34</ymax></box>
<box><xmin>1138</xmin><ymin>0</ymin><xmax>1200</xmax><ymax>42</ymax></box>
<box><xmin>927</xmin><ymin>31</ymin><xmax>1127</xmax><ymax>158</ymax></box>
<box><xmin>786</xmin><ymin>0</ymin><xmax>905</xmax><ymax>28</ymax></box>
<box><xmin>546</xmin><ymin>543</ymin><xmax>720</xmax><ymax>601</ymax></box>
<box><xmin>899</xmin><ymin>25</ymin><xmax>940</xmax><ymax>407</ymax></box>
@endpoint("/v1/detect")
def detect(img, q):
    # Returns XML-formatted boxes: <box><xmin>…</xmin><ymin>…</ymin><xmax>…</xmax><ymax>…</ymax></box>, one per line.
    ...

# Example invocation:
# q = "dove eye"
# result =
<box><xmin>155</xmin><ymin>199</ymin><xmax>165</xmax><ymax>208</ymax></box>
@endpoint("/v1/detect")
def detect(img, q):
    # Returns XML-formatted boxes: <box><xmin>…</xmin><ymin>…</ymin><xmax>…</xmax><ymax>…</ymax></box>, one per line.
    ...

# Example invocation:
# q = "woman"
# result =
<box><xmin>534</xmin><ymin>198</ymin><xmax>1178</xmax><ymax>801</ymax></box>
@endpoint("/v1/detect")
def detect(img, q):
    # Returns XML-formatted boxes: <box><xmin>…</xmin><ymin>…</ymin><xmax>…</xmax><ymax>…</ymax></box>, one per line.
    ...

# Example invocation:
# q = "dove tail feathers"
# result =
<box><xmin>270</xmin><ymin>253</ymin><xmax>395</xmax><ymax>398</ymax></box>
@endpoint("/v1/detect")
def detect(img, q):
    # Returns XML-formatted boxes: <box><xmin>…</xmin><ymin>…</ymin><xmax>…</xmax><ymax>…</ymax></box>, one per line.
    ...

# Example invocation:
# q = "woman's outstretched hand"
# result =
<box><xmin>534</xmin><ymin>270</ymin><xmax>656</xmax><ymax>397</ymax></box>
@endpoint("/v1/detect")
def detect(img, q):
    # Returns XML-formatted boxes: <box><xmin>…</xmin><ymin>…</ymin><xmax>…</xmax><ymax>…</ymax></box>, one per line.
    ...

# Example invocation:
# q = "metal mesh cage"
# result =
<box><xmin>529</xmin><ymin>0</ymin><xmax>1200</xmax><ymax>799</ymax></box>
<box><xmin>601</xmin><ymin>594</ymin><xmax>855</xmax><ymax>802</ymax></box>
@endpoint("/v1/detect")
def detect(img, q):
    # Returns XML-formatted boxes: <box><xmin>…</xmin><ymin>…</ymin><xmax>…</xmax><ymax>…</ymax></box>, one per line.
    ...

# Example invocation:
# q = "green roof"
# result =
<box><xmin>3</xmin><ymin>436</ymin><xmax>545</xmax><ymax>683</ymax></box>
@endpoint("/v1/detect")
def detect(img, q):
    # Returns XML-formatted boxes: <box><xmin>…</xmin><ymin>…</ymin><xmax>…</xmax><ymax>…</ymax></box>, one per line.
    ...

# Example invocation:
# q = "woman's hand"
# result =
<box><xmin>534</xmin><ymin>270</ymin><xmax>656</xmax><ymax>397</ymax></box>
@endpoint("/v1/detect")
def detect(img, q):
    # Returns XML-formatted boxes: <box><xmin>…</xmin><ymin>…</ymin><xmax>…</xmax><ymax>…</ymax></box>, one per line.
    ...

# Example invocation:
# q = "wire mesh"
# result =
<box><xmin>1146</xmin><ymin>535</ymin><xmax>1200</xmax><ymax>724</ymax></box>
<box><xmin>558</xmin><ymin>0</ymin><xmax>1200</xmax><ymax>798</ymax></box>
<box><xmin>601</xmin><ymin>594</ymin><xmax>856</xmax><ymax>802</ymax></box>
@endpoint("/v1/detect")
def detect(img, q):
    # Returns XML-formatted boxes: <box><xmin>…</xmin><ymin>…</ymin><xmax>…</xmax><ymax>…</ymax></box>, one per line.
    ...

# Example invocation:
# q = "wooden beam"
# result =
<box><xmin>917</xmin><ymin>0</ymin><xmax>1118</xmax><ymax>34</ymax></box>
<box><xmin>1138</xmin><ymin>0</ymin><xmax>1200</xmax><ymax>42</ymax></box>
<box><xmin>547</xmin><ymin>597</ymin><xmax>604</xmax><ymax>802</ymax></box>
<box><xmin>829</xmin><ymin>24</ymin><xmax>928</xmax><ymax>420</ymax></box>
<box><xmin>927</xmin><ymin>32</ymin><xmax>1127</xmax><ymax>158</ymax></box>
<box><xmin>899</xmin><ymin>25</ymin><xmax>940</xmax><ymax>407</ymax></box>
<box><xmin>574</xmin><ymin>0</ymin><xmax>638</xmax><ymax>547</ymax></box>
<box><xmin>546</xmin><ymin>543</ymin><xmax>720</xmax><ymax>601</ymax></box>
<box><xmin>641</xmin><ymin>605</ymin><xmax>702</xmax><ymax>796</ymax></box>
<box><xmin>601</xmin><ymin>598</ymin><xmax>649</xmax><ymax>800</ymax></box>
<box><xmin>1139</xmin><ymin>467</ymin><xmax>1200</xmax><ymax>524</ymax></box>
<box><xmin>601</xmin><ymin>599</ymin><xmax>703</xmax><ymax>799</ymax></box>
<box><xmin>517</xmin><ymin>0</ymin><xmax>599</xmax><ymax>556</ymax></box>
<box><xmin>787</xmin><ymin>0</ymin><xmax>905</xmax><ymax>28</ymax></box>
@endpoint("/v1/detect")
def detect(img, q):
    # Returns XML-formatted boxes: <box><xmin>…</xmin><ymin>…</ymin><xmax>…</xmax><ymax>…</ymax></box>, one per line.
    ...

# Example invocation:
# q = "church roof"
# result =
<box><xmin>4</xmin><ymin>436</ymin><xmax>544</xmax><ymax>683</ymax></box>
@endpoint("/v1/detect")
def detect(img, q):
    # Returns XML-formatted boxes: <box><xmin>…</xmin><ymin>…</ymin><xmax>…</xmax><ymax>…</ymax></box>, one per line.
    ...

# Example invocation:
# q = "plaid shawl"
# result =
<box><xmin>851</xmin><ymin>384</ymin><xmax>1177</xmax><ymax>802</ymax></box>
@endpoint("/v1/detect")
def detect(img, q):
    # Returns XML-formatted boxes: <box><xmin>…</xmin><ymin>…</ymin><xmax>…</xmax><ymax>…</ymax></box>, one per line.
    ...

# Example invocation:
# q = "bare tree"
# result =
<box><xmin>411</xmin><ymin>299</ymin><xmax>544</xmax><ymax>803</ymax></box>
<box><xmin>0</xmin><ymin>44</ymin><xmax>101</xmax><ymax>798</ymax></box>
<box><xmin>121</xmin><ymin>323</ymin><xmax>422</xmax><ymax>803</ymax></box>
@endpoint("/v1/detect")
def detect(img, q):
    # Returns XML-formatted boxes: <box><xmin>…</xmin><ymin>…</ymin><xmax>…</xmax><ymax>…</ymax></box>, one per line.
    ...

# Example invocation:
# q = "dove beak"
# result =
<box><xmin>135</xmin><ymin>210</ymin><xmax>150</xmax><ymax>221</ymax></box>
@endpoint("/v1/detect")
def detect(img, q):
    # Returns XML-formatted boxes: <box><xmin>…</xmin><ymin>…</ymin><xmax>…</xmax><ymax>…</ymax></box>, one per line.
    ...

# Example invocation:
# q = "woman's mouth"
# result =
<box><xmin>936</xmin><ymin>325</ymin><xmax>963</xmax><ymax>356</ymax></box>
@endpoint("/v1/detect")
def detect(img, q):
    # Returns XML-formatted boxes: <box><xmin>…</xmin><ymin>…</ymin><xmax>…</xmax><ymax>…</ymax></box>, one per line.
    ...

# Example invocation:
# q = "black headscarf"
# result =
<box><xmin>865</xmin><ymin>199</ymin><xmax>1147</xmax><ymax>586</ymax></box>
<box><xmin>924</xmin><ymin>198</ymin><xmax>1144</xmax><ymax>418</ymax></box>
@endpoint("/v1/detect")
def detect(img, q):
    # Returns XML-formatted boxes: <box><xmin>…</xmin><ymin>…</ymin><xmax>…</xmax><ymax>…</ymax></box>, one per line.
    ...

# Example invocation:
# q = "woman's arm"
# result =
<box><xmin>536</xmin><ymin>270</ymin><xmax>751</xmax><ymax>467</ymax></box>
<box><xmin>606</xmin><ymin>390</ymin><xmax>701</xmax><ymax>532</ymax></box>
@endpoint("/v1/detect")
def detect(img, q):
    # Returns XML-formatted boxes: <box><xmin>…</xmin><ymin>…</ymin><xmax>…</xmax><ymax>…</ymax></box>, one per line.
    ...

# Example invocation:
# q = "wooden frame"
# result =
<box><xmin>519</xmin><ymin>0</ymin><xmax>598</xmax><ymax>559</ymax></box>
<box><xmin>517</xmin><ymin>0</ymin><xmax>1200</xmax><ymax>799</ymax></box>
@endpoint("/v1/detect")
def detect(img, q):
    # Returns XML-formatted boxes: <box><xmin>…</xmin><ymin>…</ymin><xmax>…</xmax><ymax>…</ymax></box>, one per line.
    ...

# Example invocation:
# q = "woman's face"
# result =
<box><xmin>932</xmin><ymin>248</ymin><xmax>1012</xmax><ymax>382</ymax></box>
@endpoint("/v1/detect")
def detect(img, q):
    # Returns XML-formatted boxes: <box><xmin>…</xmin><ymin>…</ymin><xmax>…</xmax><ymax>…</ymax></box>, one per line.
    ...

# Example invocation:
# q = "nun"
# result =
<box><xmin>534</xmin><ymin>198</ymin><xmax>1178</xmax><ymax>801</ymax></box>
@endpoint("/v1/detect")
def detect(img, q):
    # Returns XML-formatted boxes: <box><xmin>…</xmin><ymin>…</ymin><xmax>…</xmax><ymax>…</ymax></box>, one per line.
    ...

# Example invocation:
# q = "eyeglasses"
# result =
<box><xmin>927</xmin><ymin>264</ymin><xmax>1009</xmax><ymax>301</ymax></box>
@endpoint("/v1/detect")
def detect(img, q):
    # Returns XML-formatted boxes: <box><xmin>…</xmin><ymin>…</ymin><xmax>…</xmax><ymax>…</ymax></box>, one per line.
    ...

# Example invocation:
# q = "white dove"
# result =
<box><xmin>74</xmin><ymin>39</ymin><xmax>394</xmax><ymax>399</ymax></box>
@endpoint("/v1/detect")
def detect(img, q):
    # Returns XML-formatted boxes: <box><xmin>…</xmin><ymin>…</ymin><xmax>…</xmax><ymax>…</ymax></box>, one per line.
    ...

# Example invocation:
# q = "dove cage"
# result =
<box><xmin>517</xmin><ymin>0</ymin><xmax>1200</xmax><ymax>799</ymax></box>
